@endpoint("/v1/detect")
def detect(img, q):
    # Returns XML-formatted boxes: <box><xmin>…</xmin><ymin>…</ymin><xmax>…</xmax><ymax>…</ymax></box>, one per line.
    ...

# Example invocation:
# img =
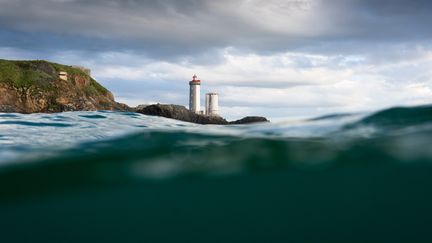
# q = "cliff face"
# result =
<box><xmin>136</xmin><ymin>104</ymin><xmax>269</xmax><ymax>125</ymax></box>
<box><xmin>0</xmin><ymin>60</ymin><xmax>128</xmax><ymax>113</ymax></box>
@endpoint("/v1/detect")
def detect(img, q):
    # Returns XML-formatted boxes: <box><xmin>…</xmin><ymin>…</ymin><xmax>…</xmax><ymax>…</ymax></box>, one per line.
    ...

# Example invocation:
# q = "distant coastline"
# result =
<box><xmin>0</xmin><ymin>59</ymin><xmax>268</xmax><ymax>125</ymax></box>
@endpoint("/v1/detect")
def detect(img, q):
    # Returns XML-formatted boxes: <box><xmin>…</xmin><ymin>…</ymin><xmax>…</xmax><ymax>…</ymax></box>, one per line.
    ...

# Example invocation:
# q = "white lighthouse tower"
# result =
<box><xmin>189</xmin><ymin>74</ymin><xmax>201</xmax><ymax>113</ymax></box>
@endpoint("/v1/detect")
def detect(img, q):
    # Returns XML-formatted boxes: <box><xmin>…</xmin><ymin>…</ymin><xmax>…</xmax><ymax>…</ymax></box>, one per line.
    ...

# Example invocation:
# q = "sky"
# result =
<box><xmin>1</xmin><ymin>0</ymin><xmax>432</xmax><ymax>120</ymax></box>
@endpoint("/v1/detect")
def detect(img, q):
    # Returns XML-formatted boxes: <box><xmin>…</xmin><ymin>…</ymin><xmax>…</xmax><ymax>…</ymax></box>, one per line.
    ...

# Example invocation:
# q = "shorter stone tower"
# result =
<box><xmin>205</xmin><ymin>93</ymin><xmax>219</xmax><ymax>116</ymax></box>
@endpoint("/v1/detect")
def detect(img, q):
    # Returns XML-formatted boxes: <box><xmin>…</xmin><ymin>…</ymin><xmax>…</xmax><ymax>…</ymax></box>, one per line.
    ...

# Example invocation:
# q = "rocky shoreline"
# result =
<box><xmin>0</xmin><ymin>59</ymin><xmax>269</xmax><ymax>125</ymax></box>
<box><xmin>136</xmin><ymin>104</ymin><xmax>269</xmax><ymax>125</ymax></box>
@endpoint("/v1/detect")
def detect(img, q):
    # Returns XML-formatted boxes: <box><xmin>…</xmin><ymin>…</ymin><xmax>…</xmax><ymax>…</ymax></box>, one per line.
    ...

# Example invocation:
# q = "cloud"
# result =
<box><xmin>57</xmin><ymin>47</ymin><xmax>430</xmax><ymax>119</ymax></box>
<box><xmin>1</xmin><ymin>0</ymin><xmax>432</xmax><ymax>119</ymax></box>
<box><xmin>1</xmin><ymin>0</ymin><xmax>432</xmax><ymax>57</ymax></box>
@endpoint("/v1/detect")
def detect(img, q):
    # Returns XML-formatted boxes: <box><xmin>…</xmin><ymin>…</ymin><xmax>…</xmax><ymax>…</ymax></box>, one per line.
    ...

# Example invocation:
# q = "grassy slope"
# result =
<box><xmin>0</xmin><ymin>59</ymin><xmax>108</xmax><ymax>95</ymax></box>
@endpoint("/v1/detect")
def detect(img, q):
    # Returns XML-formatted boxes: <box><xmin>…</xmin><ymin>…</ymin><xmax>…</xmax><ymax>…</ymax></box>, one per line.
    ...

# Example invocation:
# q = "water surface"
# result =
<box><xmin>1</xmin><ymin>105</ymin><xmax>432</xmax><ymax>242</ymax></box>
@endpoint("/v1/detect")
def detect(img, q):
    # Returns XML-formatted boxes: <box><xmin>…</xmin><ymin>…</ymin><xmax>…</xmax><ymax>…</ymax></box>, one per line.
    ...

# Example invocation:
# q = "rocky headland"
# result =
<box><xmin>0</xmin><ymin>59</ymin><xmax>269</xmax><ymax>125</ymax></box>
<box><xmin>0</xmin><ymin>59</ymin><xmax>128</xmax><ymax>113</ymax></box>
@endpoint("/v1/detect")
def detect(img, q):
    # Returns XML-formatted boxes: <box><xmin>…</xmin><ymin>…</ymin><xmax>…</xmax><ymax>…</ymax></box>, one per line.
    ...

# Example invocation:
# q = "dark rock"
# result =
<box><xmin>0</xmin><ymin>105</ymin><xmax>17</xmax><ymax>113</ymax></box>
<box><xmin>136</xmin><ymin>104</ymin><xmax>269</xmax><ymax>125</ymax></box>
<box><xmin>137</xmin><ymin>104</ymin><xmax>229</xmax><ymax>125</ymax></box>
<box><xmin>230</xmin><ymin>116</ymin><xmax>270</xmax><ymax>124</ymax></box>
<box><xmin>134</xmin><ymin>104</ymin><xmax>149</xmax><ymax>111</ymax></box>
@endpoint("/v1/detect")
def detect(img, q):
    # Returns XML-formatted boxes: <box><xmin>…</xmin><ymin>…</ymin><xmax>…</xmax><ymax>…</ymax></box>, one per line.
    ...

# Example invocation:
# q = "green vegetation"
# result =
<box><xmin>0</xmin><ymin>60</ymin><xmax>56</xmax><ymax>88</ymax></box>
<box><xmin>0</xmin><ymin>59</ymin><xmax>108</xmax><ymax>95</ymax></box>
<box><xmin>51</xmin><ymin>62</ymin><xmax>88</xmax><ymax>76</ymax></box>
<box><xmin>90</xmin><ymin>78</ymin><xmax>109</xmax><ymax>94</ymax></box>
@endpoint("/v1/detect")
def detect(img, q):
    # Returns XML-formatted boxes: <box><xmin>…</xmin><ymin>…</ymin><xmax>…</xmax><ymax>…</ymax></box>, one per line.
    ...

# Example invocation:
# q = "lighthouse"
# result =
<box><xmin>189</xmin><ymin>74</ymin><xmax>201</xmax><ymax>113</ymax></box>
<box><xmin>205</xmin><ymin>93</ymin><xmax>219</xmax><ymax>116</ymax></box>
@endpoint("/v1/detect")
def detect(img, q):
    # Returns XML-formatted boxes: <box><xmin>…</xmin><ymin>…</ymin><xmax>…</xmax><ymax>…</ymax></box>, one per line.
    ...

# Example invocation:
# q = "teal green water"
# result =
<box><xmin>1</xmin><ymin>105</ymin><xmax>432</xmax><ymax>242</ymax></box>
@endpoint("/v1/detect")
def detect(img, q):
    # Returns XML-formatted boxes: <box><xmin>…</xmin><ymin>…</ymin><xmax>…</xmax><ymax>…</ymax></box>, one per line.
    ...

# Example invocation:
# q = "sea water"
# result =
<box><xmin>1</xmin><ymin>105</ymin><xmax>432</xmax><ymax>242</ymax></box>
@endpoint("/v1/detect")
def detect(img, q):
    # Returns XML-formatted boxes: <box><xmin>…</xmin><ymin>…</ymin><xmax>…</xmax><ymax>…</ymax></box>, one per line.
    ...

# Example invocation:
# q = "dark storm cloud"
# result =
<box><xmin>0</xmin><ymin>28</ymin><xmax>226</xmax><ymax>63</ymax></box>
<box><xmin>0</xmin><ymin>0</ymin><xmax>431</xmax><ymax>59</ymax></box>
<box><xmin>338</xmin><ymin>0</ymin><xmax>432</xmax><ymax>39</ymax></box>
